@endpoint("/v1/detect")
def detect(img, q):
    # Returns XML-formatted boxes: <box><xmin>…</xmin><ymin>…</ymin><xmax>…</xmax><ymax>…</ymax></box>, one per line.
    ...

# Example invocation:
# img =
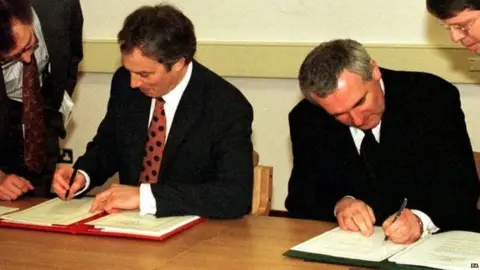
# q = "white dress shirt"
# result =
<box><xmin>78</xmin><ymin>62</ymin><xmax>193</xmax><ymax>216</ymax></box>
<box><xmin>340</xmin><ymin>79</ymin><xmax>440</xmax><ymax>237</ymax></box>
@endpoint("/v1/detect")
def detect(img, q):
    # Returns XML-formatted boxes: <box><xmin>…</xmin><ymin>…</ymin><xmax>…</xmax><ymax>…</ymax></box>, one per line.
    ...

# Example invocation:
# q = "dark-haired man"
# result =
<box><xmin>52</xmin><ymin>4</ymin><xmax>254</xmax><ymax>219</ymax></box>
<box><xmin>0</xmin><ymin>0</ymin><xmax>83</xmax><ymax>200</ymax></box>
<box><xmin>427</xmin><ymin>0</ymin><xmax>480</xmax><ymax>53</ymax></box>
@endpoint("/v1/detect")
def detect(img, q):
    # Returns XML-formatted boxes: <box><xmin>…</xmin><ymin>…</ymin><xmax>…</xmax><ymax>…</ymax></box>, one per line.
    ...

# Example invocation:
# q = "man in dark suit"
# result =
<box><xmin>427</xmin><ymin>0</ymin><xmax>480</xmax><ymax>53</ymax></box>
<box><xmin>0</xmin><ymin>0</ymin><xmax>83</xmax><ymax>200</ymax></box>
<box><xmin>285</xmin><ymin>39</ymin><xmax>480</xmax><ymax>244</ymax></box>
<box><xmin>52</xmin><ymin>4</ymin><xmax>254</xmax><ymax>219</ymax></box>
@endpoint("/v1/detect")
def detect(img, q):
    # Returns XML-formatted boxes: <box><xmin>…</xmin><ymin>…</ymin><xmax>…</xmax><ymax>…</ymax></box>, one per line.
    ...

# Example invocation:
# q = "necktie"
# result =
<box><xmin>23</xmin><ymin>54</ymin><xmax>46</xmax><ymax>173</ymax></box>
<box><xmin>139</xmin><ymin>98</ymin><xmax>167</xmax><ymax>184</ymax></box>
<box><xmin>360</xmin><ymin>129</ymin><xmax>379</xmax><ymax>179</ymax></box>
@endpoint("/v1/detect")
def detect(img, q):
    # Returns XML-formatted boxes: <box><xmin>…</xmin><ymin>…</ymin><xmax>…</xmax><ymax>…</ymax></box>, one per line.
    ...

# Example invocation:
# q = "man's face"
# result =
<box><xmin>442</xmin><ymin>9</ymin><xmax>480</xmax><ymax>53</ymax></box>
<box><xmin>0</xmin><ymin>19</ymin><xmax>37</xmax><ymax>67</ymax></box>
<box><xmin>122</xmin><ymin>48</ymin><xmax>186</xmax><ymax>98</ymax></box>
<box><xmin>311</xmin><ymin>62</ymin><xmax>385</xmax><ymax>130</ymax></box>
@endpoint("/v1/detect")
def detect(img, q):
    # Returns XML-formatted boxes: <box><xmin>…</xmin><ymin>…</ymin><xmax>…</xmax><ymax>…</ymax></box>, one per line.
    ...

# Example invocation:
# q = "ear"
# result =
<box><xmin>171</xmin><ymin>57</ymin><xmax>186</xmax><ymax>72</ymax></box>
<box><xmin>370</xmin><ymin>60</ymin><xmax>382</xmax><ymax>81</ymax></box>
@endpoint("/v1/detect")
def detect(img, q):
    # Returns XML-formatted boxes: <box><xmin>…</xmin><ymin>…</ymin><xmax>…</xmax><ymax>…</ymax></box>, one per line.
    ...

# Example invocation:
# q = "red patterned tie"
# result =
<box><xmin>139</xmin><ymin>98</ymin><xmax>166</xmax><ymax>184</ymax></box>
<box><xmin>23</xmin><ymin>54</ymin><xmax>46</xmax><ymax>173</ymax></box>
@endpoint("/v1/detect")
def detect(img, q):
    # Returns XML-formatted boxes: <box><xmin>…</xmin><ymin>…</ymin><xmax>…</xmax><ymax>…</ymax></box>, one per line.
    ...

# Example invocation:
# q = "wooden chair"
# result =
<box><xmin>251</xmin><ymin>151</ymin><xmax>273</xmax><ymax>216</ymax></box>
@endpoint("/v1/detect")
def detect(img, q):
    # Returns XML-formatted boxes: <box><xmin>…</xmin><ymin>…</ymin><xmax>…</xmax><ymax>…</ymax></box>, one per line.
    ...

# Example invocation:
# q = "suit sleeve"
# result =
<box><xmin>65</xmin><ymin>0</ymin><xmax>83</xmax><ymax>96</ymax></box>
<box><xmin>418</xmin><ymin>77</ymin><xmax>480</xmax><ymax>231</ymax></box>
<box><xmin>73</xmin><ymin>71</ymin><xmax>122</xmax><ymax>188</ymax></box>
<box><xmin>151</xmin><ymin>94</ymin><xmax>254</xmax><ymax>219</ymax></box>
<box><xmin>285</xmin><ymin>107</ymin><xmax>351</xmax><ymax>221</ymax></box>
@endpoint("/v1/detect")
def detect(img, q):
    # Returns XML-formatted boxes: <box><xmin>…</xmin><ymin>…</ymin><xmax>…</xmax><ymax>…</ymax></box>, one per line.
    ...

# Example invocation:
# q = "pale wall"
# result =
<box><xmin>62</xmin><ymin>74</ymin><xmax>480</xmax><ymax>210</ymax></box>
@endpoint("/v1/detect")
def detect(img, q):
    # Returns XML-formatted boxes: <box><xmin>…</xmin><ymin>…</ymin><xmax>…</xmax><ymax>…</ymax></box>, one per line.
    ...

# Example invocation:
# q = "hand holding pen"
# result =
<box><xmin>52</xmin><ymin>166</ymin><xmax>86</xmax><ymax>200</ymax></box>
<box><xmin>382</xmin><ymin>198</ymin><xmax>423</xmax><ymax>244</ymax></box>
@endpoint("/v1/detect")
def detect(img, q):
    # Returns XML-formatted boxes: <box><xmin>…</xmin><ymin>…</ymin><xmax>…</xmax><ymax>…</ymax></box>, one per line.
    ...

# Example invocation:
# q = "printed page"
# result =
<box><xmin>290</xmin><ymin>227</ymin><xmax>408</xmax><ymax>262</ymax></box>
<box><xmin>1</xmin><ymin>198</ymin><xmax>97</xmax><ymax>226</ymax></box>
<box><xmin>389</xmin><ymin>231</ymin><xmax>480</xmax><ymax>270</ymax></box>
<box><xmin>86</xmin><ymin>211</ymin><xmax>200</xmax><ymax>236</ymax></box>
<box><xmin>0</xmin><ymin>206</ymin><xmax>19</xmax><ymax>216</ymax></box>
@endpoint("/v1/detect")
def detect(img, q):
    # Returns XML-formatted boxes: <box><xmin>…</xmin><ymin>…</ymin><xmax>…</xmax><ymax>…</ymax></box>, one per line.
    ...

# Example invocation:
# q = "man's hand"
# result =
<box><xmin>52</xmin><ymin>166</ymin><xmax>86</xmax><ymax>200</ymax></box>
<box><xmin>382</xmin><ymin>208</ymin><xmax>422</xmax><ymax>244</ymax></box>
<box><xmin>334</xmin><ymin>197</ymin><xmax>376</xmax><ymax>236</ymax></box>
<box><xmin>89</xmin><ymin>184</ymin><xmax>140</xmax><ymax>214</ymax></box>
<box><xmin>0</xmin><ymin>171</ymin><xmax>34</xmax><ymax>200</ymax></box>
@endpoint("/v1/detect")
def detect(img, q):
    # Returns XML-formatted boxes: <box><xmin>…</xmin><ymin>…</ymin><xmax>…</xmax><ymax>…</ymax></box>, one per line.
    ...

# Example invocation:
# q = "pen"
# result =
<box><xmin>384</xmin><ymin>198</ymin><xmax>408</xmax><ymax>244</ymax></box>
<box><xmin>64</xmin><ymin>168</ymin><xmax>78</xmax><ymax>199</ymax></box>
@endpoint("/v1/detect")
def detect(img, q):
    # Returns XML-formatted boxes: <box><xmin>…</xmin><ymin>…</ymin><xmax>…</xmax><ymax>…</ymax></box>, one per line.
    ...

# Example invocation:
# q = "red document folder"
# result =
<box><xmin>0</xmin><ymin>213</ymin><xmax>205</xmax><ymax>241</ymax></box>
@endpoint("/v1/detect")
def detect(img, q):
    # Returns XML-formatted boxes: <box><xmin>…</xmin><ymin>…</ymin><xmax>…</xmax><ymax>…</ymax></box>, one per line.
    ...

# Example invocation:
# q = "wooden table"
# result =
<box><xmin>0</xmin><ymin>199</ymin><xmax>353</xmax><ymax>270</ymax></box>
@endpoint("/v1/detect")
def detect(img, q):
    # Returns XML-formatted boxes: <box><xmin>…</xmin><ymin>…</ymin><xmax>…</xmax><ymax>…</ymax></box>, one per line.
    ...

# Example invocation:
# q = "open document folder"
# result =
<box><xmin>285</xmin><ymin>226</ymin><xmax>480</xmax><ymax>270</ymax></box>
<box><xmin>0</xmin><ymin>198</ymin><xmax>203</xmax><ymax>241</ymax></box>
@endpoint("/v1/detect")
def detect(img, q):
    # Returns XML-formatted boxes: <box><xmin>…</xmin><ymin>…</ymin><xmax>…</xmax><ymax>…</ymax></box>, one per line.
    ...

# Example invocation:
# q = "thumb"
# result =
<box><xmin>67</xmin><ymin>176</ymin><xmax>86</xmax><ymax>200</ymax></box>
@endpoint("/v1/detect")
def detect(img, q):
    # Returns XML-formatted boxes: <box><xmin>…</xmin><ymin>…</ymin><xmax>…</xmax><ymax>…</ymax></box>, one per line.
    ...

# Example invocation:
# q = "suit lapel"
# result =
<box><xmin>122</xmin><ymin>89</ymin><xmax>151</xmax><ymax>184</ymax></box>
<box><xmin>160</xmin><ymin>62</ymin><xmax>204</xmax><ymax>175</ymax></box>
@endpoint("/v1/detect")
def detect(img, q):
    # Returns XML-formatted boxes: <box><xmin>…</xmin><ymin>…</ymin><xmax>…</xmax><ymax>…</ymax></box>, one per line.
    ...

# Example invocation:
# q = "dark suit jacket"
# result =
<box><xmin>285</xmin><ymin>68</ymin><xmax>480</xmax><ymax>232</ymax></box>
<box><xmin>75</xmin><ymin>61</ymin><xmax>254</xmax><ymax>219</ymax></box>
<box><xmin>0</xmin><ymin>0</ymin><xmax>83</xmax><ymax>196</ymax></box>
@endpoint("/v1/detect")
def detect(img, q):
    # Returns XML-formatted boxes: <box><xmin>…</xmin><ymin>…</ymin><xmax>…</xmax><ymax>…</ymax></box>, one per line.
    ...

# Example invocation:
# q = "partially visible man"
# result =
<box><xmin>52</xmin><ymin>4</ymin><xmax>254</xmax><ymax>219</ymax></box>
<box><xmin>427</xmin><ymin>0</ymin><xmax>480</xmax><ymax>53</ymax></box>
<box><xmin>286</xmin><ymin>39</ymin><xmax>480</xmax><ymax>244</ymax></box>
<box><xmin>0</xmin><ymin>0</ymin><xmax>83</xmax><ymax>200</ymax></box>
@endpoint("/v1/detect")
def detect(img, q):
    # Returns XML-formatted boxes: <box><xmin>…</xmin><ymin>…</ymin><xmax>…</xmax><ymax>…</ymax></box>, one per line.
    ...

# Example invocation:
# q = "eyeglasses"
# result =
<box><xmin>0</xmin><ymin>32</ymin><xmax>39</xmax><ymax>68</ymax></box>
<box><xmin>440</xmin><ymin>14</ymin><xmax>480</xmax><ymax>36</ymax></box>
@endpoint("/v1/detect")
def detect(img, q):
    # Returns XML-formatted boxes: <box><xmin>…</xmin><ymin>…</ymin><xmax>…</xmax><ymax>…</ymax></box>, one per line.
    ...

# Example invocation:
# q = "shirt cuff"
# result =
<box><xmin>411</xmin><ymin>209</ymin><xmax>440</xmax><ymax>237</ymax></box>
<box><xmin>334</xmin><ymin>195</ymin><xmax>356</xmax><ymax>217</ymax></box>
<box><xmin>139</xmin><ymin>184</ymin><xmax>157</xmax><ymax>216</ymax></box>
<box><xmin>75</xmin><ymin>170</ymin><xmax>90</xmax><ymax>196</ymax></box>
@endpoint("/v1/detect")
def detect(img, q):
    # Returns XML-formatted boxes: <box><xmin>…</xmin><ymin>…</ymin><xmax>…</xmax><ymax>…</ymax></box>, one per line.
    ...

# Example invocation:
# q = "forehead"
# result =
<box><xmin>121</xmin><ymin>48</ymin><xmax>162</xmax><ymax>71</ymax></box>
<box><xmin>444</xmin><ymin>9</ymin><xmax>479</xmax><ymax>24</ymax></box>
<box><xmin>317</xmin><ymin>71</ymin><xmax>366</xmax><ymax>112</ymax></box>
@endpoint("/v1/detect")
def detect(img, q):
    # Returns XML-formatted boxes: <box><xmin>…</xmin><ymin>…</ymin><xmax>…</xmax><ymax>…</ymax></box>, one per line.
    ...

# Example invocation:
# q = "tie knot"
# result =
<box><xmin>363</xmin><ymin>129</ymin><xmax>375</xmax><ymax>139</ymax></box>
<box><xmin>156</xmin><ymin>97</ymin><xmax>165</xmax><ymax>103</ymax></box>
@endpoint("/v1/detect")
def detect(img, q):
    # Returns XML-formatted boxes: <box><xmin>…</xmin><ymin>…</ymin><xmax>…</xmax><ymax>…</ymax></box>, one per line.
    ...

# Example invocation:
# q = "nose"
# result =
<box><xmin>350</xmin><ymin>111</ymin><xmax>364</xmax><ymax>127</ymax></box>
<box><xmin>130</xmin><ymin>73</ymin><xmax>142</xmax><ymax>89</ymax></box>
<box><xmin>450</xmin><ymin>28</ymin><xmax>466</xmax><ymax>43</ymax></box>
<box><xmin>20</xmin><ymin>50</ymin><xmax>34</xmax><ymax>64</ymax></box>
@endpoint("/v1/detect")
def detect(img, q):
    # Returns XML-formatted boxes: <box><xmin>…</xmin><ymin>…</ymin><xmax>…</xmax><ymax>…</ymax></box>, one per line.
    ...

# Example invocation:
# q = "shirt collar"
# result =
<box><xmin>162</xmin><ymin>62</ymin><xmax>193</xmax><ymax>105</ymax></box>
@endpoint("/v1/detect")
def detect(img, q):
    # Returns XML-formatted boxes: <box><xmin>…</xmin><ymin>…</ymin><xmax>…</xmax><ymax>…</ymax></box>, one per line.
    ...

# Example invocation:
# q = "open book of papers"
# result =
<box><xmin>0</xmin><ymin>198</ymin><xmax>203</xmax><ymax>241</ymax></box>
<box><xmin>284</xmin><ymin>226</ymin><xmax>480</xmax><ymax>270</ymax></box>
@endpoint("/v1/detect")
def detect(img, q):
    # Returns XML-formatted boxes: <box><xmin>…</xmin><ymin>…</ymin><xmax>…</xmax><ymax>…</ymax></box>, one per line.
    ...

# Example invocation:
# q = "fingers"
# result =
<box><xmin>67</xmin><ymin>175</ymin><xmax>86</xmax><ymax>200</ymax></box>
<box><xmin>90</xmin><ymin>189</ymin><xmax>111</xmax><ymax>213</ymax></box>
<box><xmin>0</xmin><ymin>175</ymin><xmax>30</xmax><ymax>200</ymax></box>
<box><xmin>52</xmin><ymin>167</ymin><xmax>73</xmax><ymax>199</ymax></box>
<box><xmin>383</xmin><ymin>209</ymin><xmax>422</xmax><ymax>244</ymax></box>
<box><xmin>336</xmin><ymin>199</ymin><xmax>375</xmax><ymax>236</ymax></box>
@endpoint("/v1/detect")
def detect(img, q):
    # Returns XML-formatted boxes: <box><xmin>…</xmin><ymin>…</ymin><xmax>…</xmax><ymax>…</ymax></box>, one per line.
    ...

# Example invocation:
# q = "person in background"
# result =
<box><xmin>427</xmin><ymin>0</ymin><xmax>480</xmax><ymax>53</ymax></box>
<box><xmin>0</xmin><ymin>0</ymin><xmax>83</xmax><ymax>200</ymax></box>
<box><xmin>52</xmin><ymin>4</ymin><xmax>254</xmax><ymax>219</ymax></box>
<box><xmin>286</xmin><ymin>39</ymin><xmax>480</xmax><ymax>244</ymax></box>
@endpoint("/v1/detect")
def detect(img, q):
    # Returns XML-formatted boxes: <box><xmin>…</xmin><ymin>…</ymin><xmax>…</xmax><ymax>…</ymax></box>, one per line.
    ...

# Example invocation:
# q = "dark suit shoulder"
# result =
<box><xmin>289</xmin><ymin>98</ymin><xmax>329</xmax><ymax>122</ymax></box>
<box><xmin>192</xmin><ymin>61</ymin><xmax>252</xmax><ymax>108</ymax></box>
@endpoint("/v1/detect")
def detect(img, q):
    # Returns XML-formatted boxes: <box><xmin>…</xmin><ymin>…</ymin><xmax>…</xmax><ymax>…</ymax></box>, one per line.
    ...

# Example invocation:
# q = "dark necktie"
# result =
<box><xmin>23</xmin><ymin>54</ymin><xmax>46</xmax><ymax>173</ymax></box>
<box><xmin>139</xmin><ymin>98</ymin><xmax>167</xmax><ymax>184</ymax></box>
<box><xmin>360</xmin><ymin>129</ymin><xmax>379</xmax><ymax>179</ymax></box>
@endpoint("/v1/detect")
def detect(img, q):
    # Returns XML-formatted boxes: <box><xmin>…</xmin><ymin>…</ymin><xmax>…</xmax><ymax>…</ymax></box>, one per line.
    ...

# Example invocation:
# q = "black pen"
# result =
<box><xmin>65</xmin><ymin>168</ymin><xmax>78</xmax><ymax>199</ymax></box>
<box><xmin>384</xmin><ymin>198</ymin><xmax>408</xmax><ymax>244</ymax></box>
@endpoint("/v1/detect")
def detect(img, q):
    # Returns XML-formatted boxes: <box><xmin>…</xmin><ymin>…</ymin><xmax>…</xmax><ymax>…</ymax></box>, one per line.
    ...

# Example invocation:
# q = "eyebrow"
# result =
<box><xmin>331</xmin><ymin>92</ymin><xmax>367</xmax><ymax>117</ymax></box>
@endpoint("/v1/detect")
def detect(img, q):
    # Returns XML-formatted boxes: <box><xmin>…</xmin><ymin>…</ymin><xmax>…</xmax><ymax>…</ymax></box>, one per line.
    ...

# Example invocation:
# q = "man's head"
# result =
<box><xmin>118</xmin><ymin>4</ymin><xmax>196</xmax><ymax>98</ymax></box>
<box><xmin>427</xmin><ymin>0</ymin><xmax>480</xmax><ymax>53</ymax></box>
<box><xmin>298</xmin><ymin>39</ymin><xmax>385</xmax><ymax>130</ymax></box>
<box><xmin>0</xmin><ymin>0</ymin><xmax>37</xmax><ymax>67</ymax></box>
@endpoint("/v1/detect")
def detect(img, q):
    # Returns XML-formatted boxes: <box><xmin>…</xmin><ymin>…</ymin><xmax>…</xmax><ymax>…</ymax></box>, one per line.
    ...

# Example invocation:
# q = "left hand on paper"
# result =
<box><xmin>382</xmin><ymin>208</ymin><xmax>422</xmax><ymax>244</ymax></box>
<box><xmin>90</xmin><ymin>184</ymin><xmax>140</xmax><ymax>214</ymax></box>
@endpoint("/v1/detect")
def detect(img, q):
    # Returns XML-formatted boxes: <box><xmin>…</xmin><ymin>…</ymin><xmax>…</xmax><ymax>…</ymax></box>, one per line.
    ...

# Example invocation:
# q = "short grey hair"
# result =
<box><xmin>298</xmin><ymin>39</ymin><xmax>373</xmax><ymax>100</ymax></box>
